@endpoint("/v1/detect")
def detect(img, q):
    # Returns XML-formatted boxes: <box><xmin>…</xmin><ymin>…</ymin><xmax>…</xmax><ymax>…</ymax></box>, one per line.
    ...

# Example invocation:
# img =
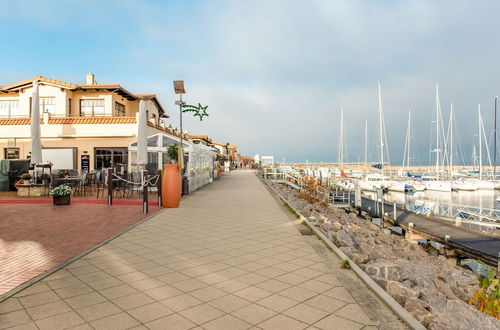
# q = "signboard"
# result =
<box><xmin>81</xmin><ymin>155</ymin><xmax>90</xmax><ymax>172</ymax></box>
<box><xmin>42</xmin><ymin>148</ymin><xmax>76</xmax><ymax>169</ymax></box>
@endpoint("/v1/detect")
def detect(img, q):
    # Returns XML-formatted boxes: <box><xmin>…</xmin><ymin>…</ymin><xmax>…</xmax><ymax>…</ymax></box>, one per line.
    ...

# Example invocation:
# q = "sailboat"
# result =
<box><xmin>447</xmin><ymin>104</ymin><xmax>479</xmax><ymax>191</ymax></box>
<box><xmin>360</xmin><ymin>83</ymin><xmax>392</xmax><ymax>192</ymax></box>
<box><xmin>424</xmin><ymin>84</ymin><xmax>453</xmax><ymax>192</ymax></box>
<box><xmin>389</xmin><ymin>110</ymin><xmax>425</xmax><ymax>192</ymax></box>
<box><xmin>473</xmin><ymin>104</ymin><xmax>495</xmax><ymax>190</ymax></box>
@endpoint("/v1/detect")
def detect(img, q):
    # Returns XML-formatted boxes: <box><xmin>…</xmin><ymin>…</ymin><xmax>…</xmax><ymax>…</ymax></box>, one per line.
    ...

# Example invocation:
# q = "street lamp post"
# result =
<box><xmin>173</xmin><ymin>80</ymin><xmax>186</xmax><ymax>169</ymax></box>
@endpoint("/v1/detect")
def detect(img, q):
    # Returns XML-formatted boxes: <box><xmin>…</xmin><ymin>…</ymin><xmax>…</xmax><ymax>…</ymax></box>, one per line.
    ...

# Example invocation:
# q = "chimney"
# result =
<box><xmin>86</xmin><ymin>73</ymin><xmax>96</xmax><ymax>85</ymax></box>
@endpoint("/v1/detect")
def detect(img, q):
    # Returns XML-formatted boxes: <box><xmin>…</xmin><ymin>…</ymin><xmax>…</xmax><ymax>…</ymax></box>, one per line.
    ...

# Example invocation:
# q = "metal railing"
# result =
<box><xmin>433</xmin><ymin>204</ymin><xmax>500</xmax><ymax>227</ymax></box>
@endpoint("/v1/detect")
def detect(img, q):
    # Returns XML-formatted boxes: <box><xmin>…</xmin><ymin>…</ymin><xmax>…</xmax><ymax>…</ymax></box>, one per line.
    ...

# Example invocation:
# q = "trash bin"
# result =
<box><xmin>182</xmin><ymin>176</ymin><xmax>189</xmax><ymax>196</ymax></box>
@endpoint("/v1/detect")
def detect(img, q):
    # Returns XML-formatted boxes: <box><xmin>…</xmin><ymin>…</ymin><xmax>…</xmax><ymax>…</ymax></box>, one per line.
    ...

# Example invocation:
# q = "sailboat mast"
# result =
<box><xmin>408</xmin><ymin>110</ymin><xmax>411</xmax><ymax>170</ymax></box>
<box><xmin>479</xmin><ymin>104</ymin><xmax>482</xmax><ymax>180</ymax></box>
<box><xmin>378</xmin><ymin>83</ymin><xmax>384</xmax><ymax>169</ymax></box>
<box><xmin>338</xmin><ymin>107</ymin><xmax>344</xmax><ymax>166</ymax></box>
<box><xmin>435</xmin><ymin>84</ymin><xmax>440</xmax><ymax>179</ymax></box>
<box><xmin>495</xmin><ymin>96</ymin><xmax>498</xmax><ymax>180</ymax></box>
<box><xmin>364</xmin><ymin>119</ymin><xmax>368</xmax><ymax>164</ymax></box>
<box><xmin>450</xmin><ymin>104</ymin><xmax>454</xmax><ymax>178</ymax></box>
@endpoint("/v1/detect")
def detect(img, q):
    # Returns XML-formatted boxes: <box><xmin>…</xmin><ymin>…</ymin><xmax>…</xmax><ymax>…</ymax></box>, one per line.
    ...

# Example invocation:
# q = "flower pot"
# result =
<box><xmin>162</xmin><ymin>164</ymin><xmax>181</xmax><ymax>208</ymax></box>
<box><xmin>53</xmin><ymin>194</ymin><xmax>71</xmax><ymax>205</ymax></box>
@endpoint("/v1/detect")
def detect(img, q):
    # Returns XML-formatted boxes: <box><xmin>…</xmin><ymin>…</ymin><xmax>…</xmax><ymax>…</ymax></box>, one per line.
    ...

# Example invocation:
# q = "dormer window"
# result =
<box><xmin>80</xmin><ymin>99</ymin><xmax>105</xmax><ymax>116</ymax></box>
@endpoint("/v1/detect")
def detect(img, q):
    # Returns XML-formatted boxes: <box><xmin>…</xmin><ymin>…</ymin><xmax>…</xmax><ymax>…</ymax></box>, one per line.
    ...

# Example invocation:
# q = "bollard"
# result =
<box><xmin>157</xmin><ymin>171</ymin><xmax>162</xmax><ymax>207</ymax></box>
<box><xmin>393</xmin><ymin>202</ymin><xmax>397</xmax><ymax>220</ymax></box>
<box><xmin>107</xmin><ymin>168</ymin><xmax>113</xmax><ymax>205</ymax></box>
<box><xmin>143</xmin><ymin>170</ymin><xmax>149</xmax><ymax>214</ymax></box>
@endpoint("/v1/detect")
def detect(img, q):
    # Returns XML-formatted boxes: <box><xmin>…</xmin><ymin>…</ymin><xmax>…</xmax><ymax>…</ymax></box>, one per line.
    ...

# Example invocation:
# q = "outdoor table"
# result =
<box><xmin>55</xmin><ymin>177</ymin><xmax>83</xmax><ymax>185</ymax></box>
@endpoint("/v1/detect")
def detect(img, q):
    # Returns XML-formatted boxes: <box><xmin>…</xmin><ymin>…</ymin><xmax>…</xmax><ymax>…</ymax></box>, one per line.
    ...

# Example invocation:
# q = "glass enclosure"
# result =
<box><xmin>128</xmin><ymin>133</ymin><xmax>215</xmax><ymax>192</ymax></box>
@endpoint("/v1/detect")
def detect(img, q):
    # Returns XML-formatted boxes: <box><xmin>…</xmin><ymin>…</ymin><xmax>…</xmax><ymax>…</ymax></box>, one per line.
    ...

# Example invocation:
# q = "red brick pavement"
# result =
<box><xmin>0</xmin><ymin>203</ymin><xmax>160</xmax><ymax>297</ymax></box>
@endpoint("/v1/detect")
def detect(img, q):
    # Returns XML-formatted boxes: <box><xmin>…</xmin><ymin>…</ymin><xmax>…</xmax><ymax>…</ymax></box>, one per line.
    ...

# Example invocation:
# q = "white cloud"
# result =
<box><xmin>2</xmin><ymin>0</ymin><xmax>500</xmax><ymax>163</ymax></box>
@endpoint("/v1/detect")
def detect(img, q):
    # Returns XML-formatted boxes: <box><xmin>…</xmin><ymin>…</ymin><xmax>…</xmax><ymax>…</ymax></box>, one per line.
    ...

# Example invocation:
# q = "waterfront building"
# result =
<box><xmin>0</xmin><ymin>74</ymin><xmax>185</xmax><ymax>172</ymax></box>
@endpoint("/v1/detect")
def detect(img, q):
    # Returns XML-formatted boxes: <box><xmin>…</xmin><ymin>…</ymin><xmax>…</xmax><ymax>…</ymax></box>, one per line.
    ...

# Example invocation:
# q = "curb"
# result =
<box><xmin>262</xmin><ymin>179</ymin><xmax>425</xmax><ymax>330</ymax></box>
<box><xmin>0</xmin><ymin>208</ymin><xmax>167</xmax><ymax>303</ymax></box>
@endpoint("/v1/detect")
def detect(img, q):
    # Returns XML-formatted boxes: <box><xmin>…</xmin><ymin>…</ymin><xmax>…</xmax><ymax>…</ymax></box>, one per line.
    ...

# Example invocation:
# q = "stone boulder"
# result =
<box><xmin>386</xmin><ymin>280</ymin><xmax>420</xmax><ymax>305</ymax></box>
<box><xmin>364</xmin><ymin>260</ymin><xmax>402</xmax><ymax>281</ymax></box>
<box><xmin>405</xmin><ymin>298</ymin><xmax>433</xmax><ymax>328</ymax></box>
<box><xmin>429</xmin><ymin>299</ymin><xmax>500</xmax><ymax>330</ymax></box>
<box><xmin>335</xmin><ymin>230</ymin><xmax>357</xmax><ymax>249</ymax></box>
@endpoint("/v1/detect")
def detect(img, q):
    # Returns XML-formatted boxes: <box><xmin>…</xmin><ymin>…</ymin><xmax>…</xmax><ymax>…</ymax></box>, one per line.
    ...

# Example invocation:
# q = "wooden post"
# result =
<box><xmin>107</xmin><ymin>168</ymin><xmax>113</xmax><ymax>205</ymax></box>
<box><xmin>157</xmin><ymin>171</ymin><xmax>162</xmax><ymax>208</ymax></box>
<box><xmin>497</xmin><ymin>252</ymin><xmax>500</xmax><ymax>278</ymax></box>
<box><xmin>143</xmin><ymin>170</ymin><xmax>149</xmax><ymax>214</ymax></box>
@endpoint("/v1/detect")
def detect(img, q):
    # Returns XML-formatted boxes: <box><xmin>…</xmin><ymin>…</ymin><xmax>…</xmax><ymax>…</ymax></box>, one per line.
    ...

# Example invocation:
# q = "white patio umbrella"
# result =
<box><xmin>30</xmin><ymin>80</ymin><xmax>43</xmax><ymax>164</ymax></box>
<box><xmin>137</xmin><ymin>99</ymin><xmax>148</xmax><ymax>167</ymax></box>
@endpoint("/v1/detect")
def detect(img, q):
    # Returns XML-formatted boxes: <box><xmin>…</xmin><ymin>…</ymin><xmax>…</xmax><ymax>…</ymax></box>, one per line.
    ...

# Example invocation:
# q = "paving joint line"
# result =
<box><xmin>261</xmin><ymin>178</ymin><xmax>425</xmax><ymax>330</ymax></box>
<box><xmin>0</xmin><ymin>208</ymin><xmax>167</xmax><ymax>304</ymax></box>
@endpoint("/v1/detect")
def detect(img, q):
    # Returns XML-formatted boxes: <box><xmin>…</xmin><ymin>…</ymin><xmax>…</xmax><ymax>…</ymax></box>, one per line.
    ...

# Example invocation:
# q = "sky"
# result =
<box><xmin>1</xmin><ymin>0</ymin><xmax>500</xmax><ymax>164</ymax></box>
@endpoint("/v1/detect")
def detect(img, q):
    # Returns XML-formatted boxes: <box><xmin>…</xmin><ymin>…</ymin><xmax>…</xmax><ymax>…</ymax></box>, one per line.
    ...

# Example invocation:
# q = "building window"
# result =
<box><xmin>4</xmin><ymin>148</ymin><xmax>20</xmax><ymax>159</ymax></box>
<box><xmin>94</xmin><ymin>147</ymin><xmax>128</xmax><ymax>172</ymax></box>
<box><xmin>114</xmin><ymin>102</ymin><xmax>125</xmax><ymax>116</ymax></box>
<box><xmin>80</xmin><ymin>99</ymin><xmax>105</xmax><ymax>116</ymax></box>
<box><xmin>0</xmin><ymin>100</ymin><xmax>19</xmax><ymax>118</ymax></box>
<box><xmin>40</xmin><ymin>97</ymin><xmax>56</xmax><ymax>114</ymax></box>
<box><xmin>68</xmin><ymin>98</ymin><xmax>72</xmax><ymax>116</ymax></box>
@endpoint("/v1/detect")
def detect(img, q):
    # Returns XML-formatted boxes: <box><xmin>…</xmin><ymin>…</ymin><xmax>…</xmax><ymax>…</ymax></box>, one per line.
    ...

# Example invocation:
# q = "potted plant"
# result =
<box><xmin>167</xmin><ymin>144</ymin><xmax>179</xmax><ymax>163</ymax></box>
<box><xmin>50</xmin><ymin>185</ymin><xmax>73</xmax><ymax>205</ymax></box>
<box><xmin>162</xmin><ymin>144</ymin><xmax>182</xmax><ymax>208</ymax></box>
<box><xmin>19</xmin><ymin>173</ymin><xmax>32</xmax><ymax>185</ymax></box>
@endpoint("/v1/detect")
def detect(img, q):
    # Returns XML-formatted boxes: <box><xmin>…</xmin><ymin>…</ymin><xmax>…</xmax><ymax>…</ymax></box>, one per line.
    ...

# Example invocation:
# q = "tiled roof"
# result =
<box><xmin>0</xmin><ymin>118</ymin><xmax>34</xmax><ymax>125</ymax></box>
<box><xmin>0</xmin><ymin>117</ymin><xmax>138</xmax><ymax>125</ymax></box>
<box><xmin>49</xmin><ymin>117</ymin><xmax>137</xmax><ymax>125</ymax></box>
<box><xmin>1</xmin><ymin>77</ymin><xmax>167</xmax><ymax>115</ymax></box>
<box><xmin>1</xmin><ymin>76</ymin><xmax>77</xmax><ymax>90</ymax></box>
<box><xmin>213</xmin><ymin>142</ymin><xmax>229</xmax><ymax>147</ymax></box>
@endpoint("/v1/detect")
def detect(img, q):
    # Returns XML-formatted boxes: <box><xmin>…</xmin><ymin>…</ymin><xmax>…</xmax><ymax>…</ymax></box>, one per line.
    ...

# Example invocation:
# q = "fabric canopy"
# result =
<box><xmin>137</xmin><ymin>99</ymin><xmax>148</xmax><ymax>165</ymax></box>
<box><xmin>30</xmin><ymin>80</ymin><xmax>42</xmax><ymax>164</ymax></box>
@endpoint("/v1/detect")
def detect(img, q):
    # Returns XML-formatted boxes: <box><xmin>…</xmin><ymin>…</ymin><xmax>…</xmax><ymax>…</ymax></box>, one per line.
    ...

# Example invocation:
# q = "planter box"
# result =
<box><xmin>53</xmin><ymin>194</ymin><xmax>71</xmax><ymax>205</ymax></box>
<box><xmin>16</xmin><ymin>184</ymin><xmax>49</xmax><ymax>197</ymax></box>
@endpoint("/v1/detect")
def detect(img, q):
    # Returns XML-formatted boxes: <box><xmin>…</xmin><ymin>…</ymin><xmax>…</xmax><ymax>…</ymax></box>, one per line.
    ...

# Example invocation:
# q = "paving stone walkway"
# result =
<box><xmin>0</xmin><ymin>171</ymin><xmax>394</xmax><ymax>329</ymax></box>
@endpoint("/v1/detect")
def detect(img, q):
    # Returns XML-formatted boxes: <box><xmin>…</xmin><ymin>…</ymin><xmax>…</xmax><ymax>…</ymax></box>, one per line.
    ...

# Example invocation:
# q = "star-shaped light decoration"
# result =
<box><xmin>182</xmin><ymin>103</ymin><xmax>209</xmax><ymax>121</ymax></box>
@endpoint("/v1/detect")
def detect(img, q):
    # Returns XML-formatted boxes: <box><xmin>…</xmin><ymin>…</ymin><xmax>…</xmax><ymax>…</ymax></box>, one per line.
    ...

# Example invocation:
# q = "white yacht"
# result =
<box><xmin>359</xmin><ymin>173</ymin><xmax>389</xmax><ymax>192</ymax></box>
<box><xmin>453</xmin><ymin>179</ymin><xmax>479</xmax><ymax>191</ymax></box>
<box><xmin>474</xmin><ymin>180</ymin><xmax>495</xmax><ymax>190</ymax></box>
<box><xmin>421</xmin><ymin>176</ymin><xmax>453</xmax><ymax>192</ymax></box>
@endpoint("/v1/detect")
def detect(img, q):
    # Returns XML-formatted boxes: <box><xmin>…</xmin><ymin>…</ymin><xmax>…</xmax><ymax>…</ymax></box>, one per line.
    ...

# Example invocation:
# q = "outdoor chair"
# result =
<box><xmin>96</xmin><ymin>170</ymin><xmax>107</xmax><ymax>200</ymax></box>
<box><xmin>82</xmin><ymin>172</ymin><xmax>95</xmax><ymax>195</ymax></box>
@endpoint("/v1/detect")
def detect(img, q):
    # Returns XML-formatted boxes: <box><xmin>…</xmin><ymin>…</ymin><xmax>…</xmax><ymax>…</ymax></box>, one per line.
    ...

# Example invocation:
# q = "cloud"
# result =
<box><xmin>1</xmin><ymin>0</ymin><xmax>500</xmax><ymax>164</ymax></box>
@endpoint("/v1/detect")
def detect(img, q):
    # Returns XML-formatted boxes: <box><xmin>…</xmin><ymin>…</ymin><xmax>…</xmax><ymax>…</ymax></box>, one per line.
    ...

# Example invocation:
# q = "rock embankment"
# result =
<box><xmin>271</xmin><ymin>182</ymin><xmax>500</xmax><ymax>330</ymax></box>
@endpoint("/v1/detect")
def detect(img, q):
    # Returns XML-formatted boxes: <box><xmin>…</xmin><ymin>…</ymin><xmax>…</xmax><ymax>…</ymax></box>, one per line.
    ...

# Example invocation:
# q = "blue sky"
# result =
<box><xmin>2</xmin><ymin>0</ymin><xmax>500</xmax><ymax>164</ymax></box>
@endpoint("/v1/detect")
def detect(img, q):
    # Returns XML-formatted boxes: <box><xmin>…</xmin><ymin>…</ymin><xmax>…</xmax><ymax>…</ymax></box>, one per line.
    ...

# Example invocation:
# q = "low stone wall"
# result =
<box><xmin>16</xmin><ymin>185</ymin><xmax>49</xmax><ymax>197</ymax></box>
<box><xmin>270</xmin><ymin>182</ymin><xmax>500</xmax><ymax>330</ymax></box>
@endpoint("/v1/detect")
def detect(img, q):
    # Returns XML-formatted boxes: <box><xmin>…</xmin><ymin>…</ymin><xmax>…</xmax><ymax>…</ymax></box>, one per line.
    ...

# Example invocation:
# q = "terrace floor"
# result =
<box><xmin>0</xmin><ymin>170</ymin><xmax>405</xmax><ymax>329</ymax></box>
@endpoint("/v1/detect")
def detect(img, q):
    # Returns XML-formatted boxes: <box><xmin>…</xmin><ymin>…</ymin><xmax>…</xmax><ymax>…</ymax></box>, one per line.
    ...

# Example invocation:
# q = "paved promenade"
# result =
<box><xmin>0</xmin><ymin>171</ymin><xmax>399</xmax><ymax>329</ymax></box>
